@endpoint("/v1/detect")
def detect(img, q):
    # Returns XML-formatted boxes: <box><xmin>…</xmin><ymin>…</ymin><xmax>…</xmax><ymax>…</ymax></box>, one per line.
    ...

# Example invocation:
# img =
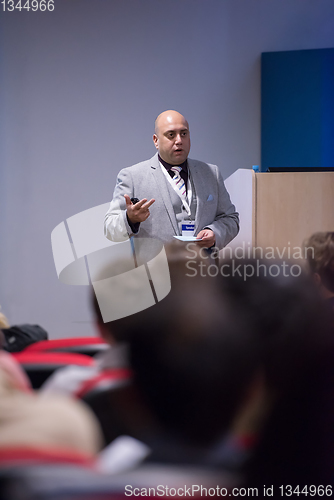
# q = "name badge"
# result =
<box><xmin>182</xmin><ymin>221</ymin><xmax>195</xmax><ymax>237</ymax></box>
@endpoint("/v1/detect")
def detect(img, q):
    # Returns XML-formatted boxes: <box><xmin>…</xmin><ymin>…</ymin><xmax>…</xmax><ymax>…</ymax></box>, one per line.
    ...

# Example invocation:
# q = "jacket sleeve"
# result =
<box><xmin>204</xmin><ymin>166</ymin><xmax>239</xmax><ymax>249</ymax></box>
<box><xmin>104</xmin><ymin>168</ymin><xmax>140</xmax><ymax>242</ymax></box>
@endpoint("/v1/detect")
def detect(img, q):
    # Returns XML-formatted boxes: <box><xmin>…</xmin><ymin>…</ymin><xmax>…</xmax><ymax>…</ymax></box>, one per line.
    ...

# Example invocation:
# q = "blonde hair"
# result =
<box><xmin>0</xmin><ymin>308</ymin><xmax>9</xmax><ymax>329</ymax></box>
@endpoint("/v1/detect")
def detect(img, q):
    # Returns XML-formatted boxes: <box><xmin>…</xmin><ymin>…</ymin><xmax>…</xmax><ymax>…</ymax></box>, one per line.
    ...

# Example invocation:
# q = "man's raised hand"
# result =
<box><xmin>124</xmin><ymin>194</ymin><xmax>155</xmax><ymax>223</ymax></box>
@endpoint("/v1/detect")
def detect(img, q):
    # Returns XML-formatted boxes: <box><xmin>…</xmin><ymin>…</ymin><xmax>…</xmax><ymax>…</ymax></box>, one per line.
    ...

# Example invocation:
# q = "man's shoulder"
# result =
<box><xmin>188</xmin><ymin>158</ymin><xmax>218</xmax><ymax>173</ymax></box>
<box><xmin>120</xmin><ymin>155</ymin><xmax>158</xmax><ymax>175</ymax></box>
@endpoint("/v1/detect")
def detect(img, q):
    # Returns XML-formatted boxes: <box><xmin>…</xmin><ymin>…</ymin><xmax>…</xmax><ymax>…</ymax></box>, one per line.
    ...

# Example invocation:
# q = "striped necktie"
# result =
<box><xmin>170</xmin><ymin>166</ymin><xmax>186</xmax><ymax>200</ymax></box>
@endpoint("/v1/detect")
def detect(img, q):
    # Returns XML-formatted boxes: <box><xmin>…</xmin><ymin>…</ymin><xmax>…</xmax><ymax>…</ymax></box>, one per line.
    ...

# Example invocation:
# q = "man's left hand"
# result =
<box><xmin>196</xmin><ymin>229</ymin><xmax>216</xmax><ymax>248</ymax></box>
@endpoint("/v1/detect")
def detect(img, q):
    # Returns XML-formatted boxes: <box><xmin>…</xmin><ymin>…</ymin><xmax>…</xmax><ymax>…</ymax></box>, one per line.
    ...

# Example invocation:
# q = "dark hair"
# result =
<box><xmin>93</xmin><ymin>258</ymin><xmax>262</xmax><ymax>444</ymax></box>
<box><xmin>93</xmin><ymin>257</ymin><xmax>334</xmax><ymax>485</ymax></box>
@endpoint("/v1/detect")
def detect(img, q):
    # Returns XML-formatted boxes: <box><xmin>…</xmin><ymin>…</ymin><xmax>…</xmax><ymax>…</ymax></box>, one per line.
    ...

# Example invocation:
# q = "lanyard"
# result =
<box><xmin>160</xmin><ymin>162</ymin><xmax>193</xmax><ymax>217</ymax></box>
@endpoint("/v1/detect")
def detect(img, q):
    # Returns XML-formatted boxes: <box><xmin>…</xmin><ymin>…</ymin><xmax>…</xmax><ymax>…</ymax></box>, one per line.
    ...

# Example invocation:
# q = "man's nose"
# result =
<box><xmin>175</xmin><ymin>134</ymin><xmax>182</xmax><ymax>144</ymax></box>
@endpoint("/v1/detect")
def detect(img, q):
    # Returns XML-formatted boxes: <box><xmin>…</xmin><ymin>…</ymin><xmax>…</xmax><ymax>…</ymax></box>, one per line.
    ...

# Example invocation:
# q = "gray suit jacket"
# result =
<box><xmin>104</xmin><ymin>153</ymin><xmax>239</xmax><ymax>250</ymax></box>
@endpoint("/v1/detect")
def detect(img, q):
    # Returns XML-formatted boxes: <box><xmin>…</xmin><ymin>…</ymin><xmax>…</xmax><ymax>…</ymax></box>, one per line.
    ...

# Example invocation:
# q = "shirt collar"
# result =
<box><xmin>158</xmin><ymin>154</ymin><xmax>188</xmax><ymax>173</ymax></box>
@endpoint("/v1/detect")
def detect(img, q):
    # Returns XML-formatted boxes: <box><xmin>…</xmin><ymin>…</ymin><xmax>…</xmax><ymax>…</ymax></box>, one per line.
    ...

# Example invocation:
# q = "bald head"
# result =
<box><xmin>153</xmin><ymin>110</ymin><xmax>191</xmax><ymax>165</ymax></box>
<box><xmin>154</xmin><ymin>110</ymin><xmax>189</xmax><ymax>135</ymax></box>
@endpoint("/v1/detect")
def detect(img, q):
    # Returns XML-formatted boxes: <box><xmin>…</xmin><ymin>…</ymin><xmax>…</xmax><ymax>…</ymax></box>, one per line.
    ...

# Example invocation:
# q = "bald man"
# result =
<box><xmin>104</xmin><ymin>110</ymin><xmax>239</xmax><ymax>250</ymax></box>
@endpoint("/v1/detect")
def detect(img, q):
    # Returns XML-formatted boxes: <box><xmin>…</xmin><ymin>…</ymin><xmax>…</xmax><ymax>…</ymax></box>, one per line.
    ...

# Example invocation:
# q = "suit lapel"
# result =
<box><xmin>150</xmin><ymin>154</ymin><xmax>179</xmax><ymax>235</ymax></box>
<box><xmin>188</xmin><ymin>159</ymin><xmax>205</xmax><ymax>233</ymax></box>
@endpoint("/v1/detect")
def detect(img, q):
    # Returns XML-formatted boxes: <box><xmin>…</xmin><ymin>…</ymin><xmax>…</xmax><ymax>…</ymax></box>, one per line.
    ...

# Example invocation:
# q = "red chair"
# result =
<box><xmin>0</xmin><ymin>447</ymin><xmax>130</xmax><ymax>500</ymax></box>
<box><xmin>75</xmin><ymin>368</ymin><xmax>132</xmax><ymax>399</ymax></box>
<box><xmin>23</xmin><ymin>337</ymin><xmax>108</xmax><ymax>357</ymax></box>
<box><xmin>0</xmin><ymin>446</ymin><xmax>95</xmax><ymax>468</ymax></box>
<box><xmin>13</xmin><ymin>351</ymin><xmax>95</xmax><ymax>389</ymax></box>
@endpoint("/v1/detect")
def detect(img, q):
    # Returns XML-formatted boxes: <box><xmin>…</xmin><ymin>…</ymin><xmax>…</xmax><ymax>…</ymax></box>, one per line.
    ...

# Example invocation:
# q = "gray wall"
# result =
<box><xmin>1</xmin><ymin>0</ymin><xmax>334</xmax><ymax>338</ymax></box>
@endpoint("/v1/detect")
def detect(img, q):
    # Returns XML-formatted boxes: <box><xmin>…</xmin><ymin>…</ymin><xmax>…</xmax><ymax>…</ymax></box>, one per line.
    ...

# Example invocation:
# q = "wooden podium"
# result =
<box><xmin>224</xmin><ymin>169</ymin><xmax>334</xmax><ymax>253</ymax></box>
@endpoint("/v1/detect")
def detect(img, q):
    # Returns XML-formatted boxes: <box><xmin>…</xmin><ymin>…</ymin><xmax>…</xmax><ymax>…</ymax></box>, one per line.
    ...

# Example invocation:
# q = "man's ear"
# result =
<box><xmin>153</xmin><ymin>134</ymin><xmax>159</xmax><ymax>150</ymax></box>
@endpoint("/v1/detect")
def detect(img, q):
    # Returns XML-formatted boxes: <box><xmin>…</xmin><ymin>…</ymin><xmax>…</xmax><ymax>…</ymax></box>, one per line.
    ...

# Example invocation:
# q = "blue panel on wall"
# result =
<box><xmin>261</xmin><ymin>48</ymin><xmax>334</xmax><ymax>171</ymax></box>
<box><xmin>321</xmin><ymin>50</ymin><xmax>334</xmax><ymax>168</ymax></box>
